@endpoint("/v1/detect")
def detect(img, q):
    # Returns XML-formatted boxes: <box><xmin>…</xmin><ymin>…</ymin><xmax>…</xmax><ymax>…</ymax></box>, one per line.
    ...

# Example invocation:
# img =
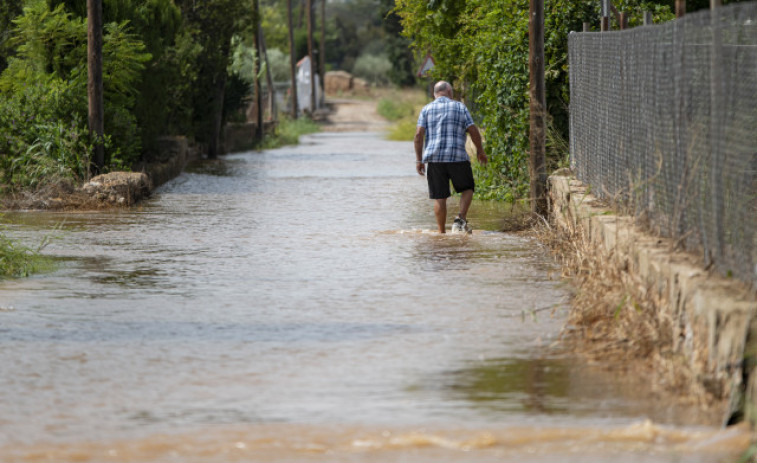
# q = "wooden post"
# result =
<box><xmin>676</xmin><ymin>0</ymin><xmax>686</xmax><ymax>18</ymax></box>
<box><xmin>643</xmin><ymin>11</ymin><xmax>653</xmax><ymax>26</ymax></box>
<box><xmin>583</xmin><ymin>22</ymin><xmax>591</xmax><ymax>32</ymax></box>
<box><xmin>619</xmin><ymin>12</ymin><xmax>628</xmax><ymax>30</ymax></box>
<box><xmin>601</xmin><ymin>16</ymin><xmax>610</xmax><ymax>32</ymax></box>
<box><xmin>529</xmin><ymin>0</ymin><xmax>547</xmax><ymax>216</ymax></box>
<box><xmin>306</xmin><ymin>0</ymin><xmax>316</xmax><ymax>114</ymax></box>
<box><xmin>319</xmin><ymin>0</ymin><xmax>326</xmax><ymax>105</ymax></box>
<box><xmin>287</xmin><ymin>0</ymin><xmax>298</xmax><ymax>119</ymax></box>
<box><xmin>87</xmin><ymin>0</ymin><xmax>104</xmax><ymax>176</ymax></box>
<box><xmin>253</xmin><ymin>0</ymin><xmax>263</xmax><ymax>142</ymax></box>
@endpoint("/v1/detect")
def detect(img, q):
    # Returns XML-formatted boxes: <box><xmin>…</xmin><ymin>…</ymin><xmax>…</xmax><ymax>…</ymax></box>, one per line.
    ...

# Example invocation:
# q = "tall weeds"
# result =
<box><xmin>536</xmin><ymin>217</ymin><xmax>716</xmax><ymax>406</ymax></box>
<box><xmin>0</xmin><ymin>232</ymin><xmax>49</xmax><ymax>278</ymax></box>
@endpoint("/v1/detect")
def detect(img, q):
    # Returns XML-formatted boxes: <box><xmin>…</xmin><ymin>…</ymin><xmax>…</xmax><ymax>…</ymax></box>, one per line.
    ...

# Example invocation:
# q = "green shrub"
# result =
<box><xmin>394</xmin><ymin>0</ymin><xmax>674</xmax><ymax>201</ymax></box>
<box><xmin>377</xmin><ymin>98</ymin><xmax>415</xmax><ymax>122</ymax></box>
<box><xmin>386</xmin><ymin>118</ymin><xmax>417</xmax><ymax>141</ymax></box>
<box><xmin>0</xmin><ymin>226</ymin><xmax>52</xmax><ymax>279</ymax></box>
<box><xmin>0</xmin><ymin>0</ymin><xmax>150</xmax><ymax>189</ymax></box>
<box><xmin>261</xmin><ymin>116</ymin><xmax>320</xmax><ymax>149</ymax></box>
<box><xmin>352</xmin><ymin>53</ymin><xmax>393</xmax><ymax>86</ymax></box>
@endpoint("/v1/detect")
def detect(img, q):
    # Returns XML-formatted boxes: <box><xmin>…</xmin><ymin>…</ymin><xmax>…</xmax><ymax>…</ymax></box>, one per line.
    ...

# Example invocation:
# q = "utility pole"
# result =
<box><xmin>87</xmin><ymin>0</ymin><xmax>104</xmax><ymax>176</ymax></box>
<box><xmin>529</xmin><ymin>0</ymin><xmax>547</xmax><ymax>216</ymax></box>
<box><xmin>676</xmin><ymin>0</ymin><xmax>686</xmax><ymax>18</ymax></box>
<box><xmin>287</xmin><ymin>0</ymin><xmax>298</xmax><ymax>119</ymax></box>
<box><xmin>253</xmin><ymin>0</ymin><xmax>263</xmax><ymax>142</ymax></box>
<box><xmin>306</xmin><ymin>0</ymin><xmax>316</xmax><ymax>114</ymax></box>
<box><xmin>319</xmin><ymin>0</ymin><xmax>326</xmax><ymax>105</ymax></box>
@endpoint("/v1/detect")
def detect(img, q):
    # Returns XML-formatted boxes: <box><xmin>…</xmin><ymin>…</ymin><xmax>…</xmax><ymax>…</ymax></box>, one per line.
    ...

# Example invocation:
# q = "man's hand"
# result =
<box><xmin>477</xmin><ymin>152</ymin><xmax>488</xmax><ymax>166</ymax></box>
<box><xmin>414</xmin><ymin>126</ymin><xmax>426</xmax><ymax>176</ymax></box>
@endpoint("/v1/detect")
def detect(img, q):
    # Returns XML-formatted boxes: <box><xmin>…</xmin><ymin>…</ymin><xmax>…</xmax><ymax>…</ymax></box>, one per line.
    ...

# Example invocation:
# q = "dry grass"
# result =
<box><xmin>533</xmin><ymin>218</ymin><xmax>722</xmax><ymax>408</ymax></box>
<box><xmin>1</xmin><ymin>172</ymin><xmax>151</xmax><ymax>211</ymax></box>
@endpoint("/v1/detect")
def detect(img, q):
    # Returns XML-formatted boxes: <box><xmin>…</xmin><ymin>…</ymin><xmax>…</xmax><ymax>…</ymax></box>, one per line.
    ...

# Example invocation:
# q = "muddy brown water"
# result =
<box><xmin>0</xmin><ymin>132</ymin><xmax>748</xmax><ymax>462</ymax></box>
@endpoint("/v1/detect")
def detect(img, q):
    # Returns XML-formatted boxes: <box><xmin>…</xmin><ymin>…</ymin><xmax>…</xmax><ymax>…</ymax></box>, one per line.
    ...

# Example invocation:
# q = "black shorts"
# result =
<box><xmin>426</xmin><ymin>161</ymin><xmax>475</xmax><ymax>199</ymax></box>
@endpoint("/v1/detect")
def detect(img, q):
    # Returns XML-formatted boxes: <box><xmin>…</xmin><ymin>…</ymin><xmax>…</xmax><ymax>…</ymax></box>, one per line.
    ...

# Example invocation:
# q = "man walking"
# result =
<box><xmin>415</xmin><ymin>81</ymin><xmax>487</xmax><ymax>234</ymax></box>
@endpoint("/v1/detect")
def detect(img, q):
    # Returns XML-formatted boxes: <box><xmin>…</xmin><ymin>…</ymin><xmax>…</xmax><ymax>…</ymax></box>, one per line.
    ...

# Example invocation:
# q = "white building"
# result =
<box><xmin>296</xmin><ymin>56</ymin><xmax>322</xmax><ymax>114</ymax></box>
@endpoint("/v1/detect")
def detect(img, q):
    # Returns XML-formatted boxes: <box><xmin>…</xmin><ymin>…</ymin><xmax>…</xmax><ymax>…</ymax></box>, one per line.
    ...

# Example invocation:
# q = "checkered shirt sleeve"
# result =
<box><xmin>417</xmin><ymin>97</ymin><xmax>475</xmax><ymax>163</ymax></box>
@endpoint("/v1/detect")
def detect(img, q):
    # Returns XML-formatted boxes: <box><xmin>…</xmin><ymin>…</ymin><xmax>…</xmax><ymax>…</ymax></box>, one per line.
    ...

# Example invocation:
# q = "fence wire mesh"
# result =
<box><xmin>569</xmin><ymin>2</ymin><xmax>757</xmax><ymax>288</ymax></box>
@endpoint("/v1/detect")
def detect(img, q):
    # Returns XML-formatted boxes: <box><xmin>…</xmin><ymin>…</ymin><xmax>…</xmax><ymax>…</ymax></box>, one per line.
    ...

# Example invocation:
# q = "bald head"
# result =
<box><xmin>433</xmin><ymin>81</ymin><xmax>453</xmax><ymax>98</ymax></box>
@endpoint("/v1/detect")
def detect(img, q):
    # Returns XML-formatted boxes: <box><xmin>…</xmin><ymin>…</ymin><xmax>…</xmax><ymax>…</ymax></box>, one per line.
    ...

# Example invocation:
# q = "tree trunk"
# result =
<box><xmin>87</xmin><ymin>0</ymin><xmax>104</xmax><ymax>176</ymax></box>
<box><xmin>306</xmin><ymin>0</ymin><xmax>316</xmax><ymax>114</ymax></box>
<box><xmin>260</xmin><ymin>29</ymin><xmax>276</xmax><ymax>123</ymax></box>
<box><xmin>287</xmin><ymin>0</ymin><xmax>298</xmax><ymax>119</ymax></box>
<box><xmin>319</xmin><ymin>0</ymin><xmax>326</xmax><ymax>105</ymax></box>
<box><xmin>253</xmin><ymin>0</ymin><xmax>263</xmax><ymax>142</ymax></box>
<box><xmin>207</xmin><ymin>72</ymin><xmax>227</xmax><ymax>159</ymax></box>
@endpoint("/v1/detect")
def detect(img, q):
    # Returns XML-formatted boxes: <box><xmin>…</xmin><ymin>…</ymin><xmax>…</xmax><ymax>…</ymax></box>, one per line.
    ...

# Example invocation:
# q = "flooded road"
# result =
<box><xmin>0</xmin><ymin>132</ymin><xmax>748</xmax><ymax>462</ymax></box>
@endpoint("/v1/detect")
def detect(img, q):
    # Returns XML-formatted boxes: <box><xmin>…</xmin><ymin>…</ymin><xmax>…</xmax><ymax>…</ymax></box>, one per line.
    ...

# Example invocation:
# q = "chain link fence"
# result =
<box><xmin>569</xmin><ymin>3</ymin><xmax>757</xmax><ymax>288</ymax></box>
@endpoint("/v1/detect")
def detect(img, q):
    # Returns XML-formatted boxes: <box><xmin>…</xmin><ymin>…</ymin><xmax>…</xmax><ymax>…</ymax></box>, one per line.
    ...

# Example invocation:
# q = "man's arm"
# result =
<box><xmin>414</xmin><ymin>126</ymin><xmax>426</xmax><ymax>175</ymax></box>
<box><xmin>466</xmin><ymin>125</ymin><xmax>487</xmax><ymax>165</ymax></box>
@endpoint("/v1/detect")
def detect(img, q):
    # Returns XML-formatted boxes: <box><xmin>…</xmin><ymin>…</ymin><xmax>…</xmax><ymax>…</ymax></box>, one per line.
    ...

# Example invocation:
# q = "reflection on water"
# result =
<box><xmin>0</xmin><ymin>132</ymin><xmax>745</xmax><ymax>462</ymax></box>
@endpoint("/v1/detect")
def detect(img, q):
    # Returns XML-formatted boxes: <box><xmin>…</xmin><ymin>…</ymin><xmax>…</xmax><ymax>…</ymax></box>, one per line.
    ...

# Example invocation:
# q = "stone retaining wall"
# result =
<box><xmin>135</xmin><ymin>136</ymin><xmax>194</xmax><ymax>189</ymax></box>
<box><xmin>549</xmin><ymin>174</ymin><xmax>757</xmax><ymax>427</ymax></box>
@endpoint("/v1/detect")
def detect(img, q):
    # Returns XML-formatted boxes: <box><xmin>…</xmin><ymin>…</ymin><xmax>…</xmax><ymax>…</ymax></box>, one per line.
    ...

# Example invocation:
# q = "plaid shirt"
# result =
<box><xmin>417</xmin><ymin>96</ymin><xmax>475</xmax><ymax>163</ymax></box>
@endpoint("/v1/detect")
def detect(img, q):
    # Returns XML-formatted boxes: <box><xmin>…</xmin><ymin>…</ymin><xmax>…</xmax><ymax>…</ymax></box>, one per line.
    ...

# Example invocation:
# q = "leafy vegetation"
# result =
<box><xmin>377</xmin><ymin>97</ymin><xmax>416</xmax><ymax>122</ymax></box>
<box><xmin>0</xmin><ymin>0</ymin><xmax>151</xmax><ymax>190</ymax></box>
<box><xmin>0</xmin><ymin>223</ymin><xmax>52</xmax><ymax>278</ymax></box>
<box><xmin>377</xmin><ymin>89</ymin><xmax>428</xmax><ymax>141</ymax></box>
<box><xmin>260</xmin><ymin>115</ymin><xmax>320</xmax><ymax>150</ymax></box>
<box><xmin>393</xmin><ymin>0</ymin><xmax>680</xmax><ymax>201</ymax></box>
<box><xmin>0</xmin><ymin>0</ymin><xmax>259</xmax><ymax>192</ymax></box>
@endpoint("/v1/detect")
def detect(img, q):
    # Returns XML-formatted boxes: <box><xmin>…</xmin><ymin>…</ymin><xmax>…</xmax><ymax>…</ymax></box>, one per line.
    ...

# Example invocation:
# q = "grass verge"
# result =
<box><xmin>377</xmin><ymin>88</ymin><xmax>429</xmax><ymax>142</ymax></box>
<box><xmin>532</xmin><ymin>217</ymin><xmax>720</xmax><ymax>409</ymax></box>
<box><xmin>260</xmin><ymin>116</ymin><xmax>321</xmax><ymax>149</ymax></box>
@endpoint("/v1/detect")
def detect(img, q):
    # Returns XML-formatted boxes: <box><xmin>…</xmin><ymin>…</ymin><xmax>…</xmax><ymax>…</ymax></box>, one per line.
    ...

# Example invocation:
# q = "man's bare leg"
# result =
<box><xmin>458</xmin><ymin>189</ymin><xmax>474</xmax><ymax>220</ymax></box>
<box><xmin>434</xmin><ymin>198</ymin><xmax>447</xmax><ymax>233</ymax></box>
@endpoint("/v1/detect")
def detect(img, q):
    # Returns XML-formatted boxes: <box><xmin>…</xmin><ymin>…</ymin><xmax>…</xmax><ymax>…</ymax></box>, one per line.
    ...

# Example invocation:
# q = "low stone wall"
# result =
<box><xmin>549</xmin><ymin>174</ymin><xmax>757</xmax><ymax>426</ymax></box>
<box><xmin>137</xmin><ymin>136</ymin><xmax>193</xmax><ymax>189</ymax></box>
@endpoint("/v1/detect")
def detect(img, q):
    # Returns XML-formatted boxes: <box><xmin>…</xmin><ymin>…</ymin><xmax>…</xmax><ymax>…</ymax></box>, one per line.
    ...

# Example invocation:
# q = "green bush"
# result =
<box><xmin>0</xmin><ymin>224</ymin><xmax>52</xmax><ymax>279</ymax></box>
<box><xmin>352</xmin><ymin>53</ymin><xmax>393</xmax><ymax>86</ymax></box>
<box><xmin>394</xmin><ymin>0</ymin><xmax>674</xmax><ymax>201</ymax></box>
<box><xmin>0</xmin><ymin>0</ymin><xmax>150</xmax><ymax>189</ymax></box>
<box><xmin>261</xmin><ymin>116</ymin><xmax>320</xmax><ymax>149</ymax></box>
<box><xmin>377</xmin><ymin>98</ymin><xmax>416</xmax><ymax>122</ymax></box>
<box><xmin>386</xmin><ymin>118</ymin><xmax>418</xmax><ymax>142</ymax></box>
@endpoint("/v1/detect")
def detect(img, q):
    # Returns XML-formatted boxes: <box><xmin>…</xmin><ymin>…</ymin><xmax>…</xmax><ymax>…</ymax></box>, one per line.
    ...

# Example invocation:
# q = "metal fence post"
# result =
<box><xmin>709</xmin><ymin>0</ymin><xmax>724</xmax><ymax>264</ymax></box>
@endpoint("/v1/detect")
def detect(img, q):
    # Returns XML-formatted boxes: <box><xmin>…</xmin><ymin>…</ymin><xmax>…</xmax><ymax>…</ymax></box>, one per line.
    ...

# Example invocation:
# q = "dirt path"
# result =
<box><xmin>320</xmin><ymin>98</ymin><xmax>391</xmax><ymax>132</ymax></box>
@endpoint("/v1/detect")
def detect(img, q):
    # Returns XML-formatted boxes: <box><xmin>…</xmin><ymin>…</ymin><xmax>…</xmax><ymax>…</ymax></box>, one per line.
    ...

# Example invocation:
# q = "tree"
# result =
<box><xmin>380</xmin><ymin>0</ymin><xmax>415</xmax><ymax>86</ymax></box>
<box><xmin>175</xmin><ymin>0</ymin><xmax>255</xmax><ymax>158</ymax></box>
<box><xmin>0</xmin><ymin>0</ymin><xmax>23</xmax><ymax>73</ymax></box>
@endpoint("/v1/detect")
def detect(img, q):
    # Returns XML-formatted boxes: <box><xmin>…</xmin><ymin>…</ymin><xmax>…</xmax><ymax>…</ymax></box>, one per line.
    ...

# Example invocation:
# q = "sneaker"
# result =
<box><xmin>451</xmin><ymin>216</ymin><xmax>471</xmax><ymax>234</ymax></box>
